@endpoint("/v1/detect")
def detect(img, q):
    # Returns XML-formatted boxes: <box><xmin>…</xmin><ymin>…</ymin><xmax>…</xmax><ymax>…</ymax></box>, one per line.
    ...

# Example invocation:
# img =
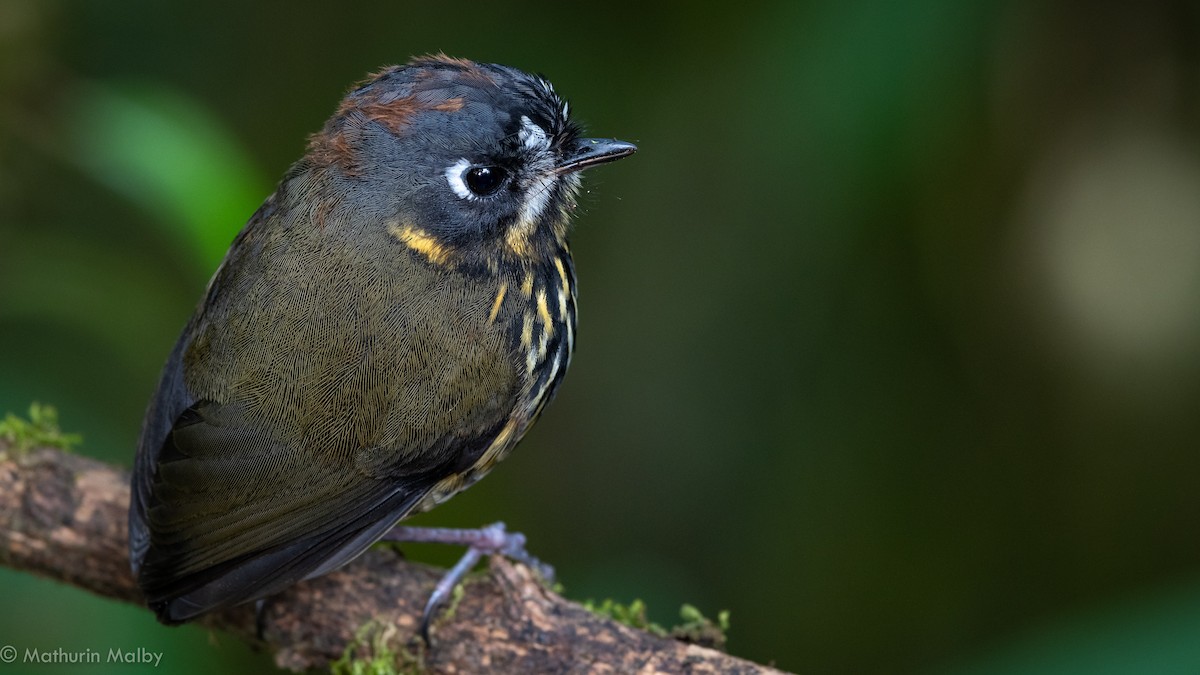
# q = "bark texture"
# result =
<box><xmin>0</xmin><ymin>446</ymin><xmax>786</xmax><ymax>674</ymax></box>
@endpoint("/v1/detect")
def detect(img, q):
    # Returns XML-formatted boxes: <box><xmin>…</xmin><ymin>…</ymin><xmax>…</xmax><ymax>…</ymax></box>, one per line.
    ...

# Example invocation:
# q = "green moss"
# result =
<box><xmin>581</xmin><ymin>598</ymin><xmax>667</xmax><ymax>637</ymax></box>
<box><xmin>669</xmin><ymin>603</ymin><xmax>731</xmax><ymax>651</ymax></box>
<box><xmin>330</xmin><ymin>620</ymin><xmax>422</xmax><ymax>675</ymax></box>
<box><xmin>582</xmin><ymin>598</ymin><xmax>731</xmax><ymax>650</ymax></box>
<box><xmin>0</xmin><ymin>403</ymin><xmax>82</xmax><ymax>454</ymax></box>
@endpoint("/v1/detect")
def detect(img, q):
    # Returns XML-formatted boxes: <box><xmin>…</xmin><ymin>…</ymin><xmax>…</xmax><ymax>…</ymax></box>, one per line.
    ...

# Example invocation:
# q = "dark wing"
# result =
<box><xmin>130</xmin><ymin>201</ymin><xmax>274</xmax><ymax>579</ymax></box>
<box><xmin>129</xmin><ymin>329</ymin><xmax>518</xmax><ymax>623</ymax></box>
<box><xmin>134</xmin><ymin>388</ymin><xmax>514</xmax><ymax>624</ymax></box>
<box><xmin>129</xmin><ymin>328</ymin><xmax>192</xmax><ymax>576</ymax></box>
<box><xmin>133</xmin><ymin>398</ymin><xmax>430</xmax><ymax>623</ymax></box>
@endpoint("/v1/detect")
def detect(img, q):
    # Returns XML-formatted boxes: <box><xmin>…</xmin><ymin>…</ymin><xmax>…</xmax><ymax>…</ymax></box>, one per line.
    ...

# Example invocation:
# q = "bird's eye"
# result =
<box><xmin>463</xmin><ymin>166</ymin><xmax>507</xmax><ymax>196</ymax></box>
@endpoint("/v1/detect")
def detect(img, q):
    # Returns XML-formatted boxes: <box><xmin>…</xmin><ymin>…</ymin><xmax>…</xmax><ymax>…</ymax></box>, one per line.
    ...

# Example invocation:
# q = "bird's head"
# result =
<box><xmin>300</xmin><ymin>54</ymin><xmax>636</xmax><ymax>270</ymax></box>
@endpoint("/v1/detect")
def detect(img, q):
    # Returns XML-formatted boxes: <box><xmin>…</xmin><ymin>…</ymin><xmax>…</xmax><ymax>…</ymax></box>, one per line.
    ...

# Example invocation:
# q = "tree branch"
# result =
<box><xmin>0</xmin><ymin>446</ymin><xmax>785</xmax><ymax>673</ymax></box>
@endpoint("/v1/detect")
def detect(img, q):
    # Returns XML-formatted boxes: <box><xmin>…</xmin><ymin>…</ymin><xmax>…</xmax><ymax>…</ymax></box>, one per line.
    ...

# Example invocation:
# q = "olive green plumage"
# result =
<box><xmin>128</xmin><ymin>55</ymin><xmax>635</xmax><ymax>623</ymax></box>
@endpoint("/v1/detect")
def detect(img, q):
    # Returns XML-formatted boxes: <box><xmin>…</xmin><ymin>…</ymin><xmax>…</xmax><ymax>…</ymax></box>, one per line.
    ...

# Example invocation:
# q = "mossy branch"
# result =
<box><xmin>0</xmin><ymin>403</ymin><xmax>82</xmax><ymax>453</ymax></box>
<box><xmin>0</xmin><ymin>443</ymin><xmax>786</xmax><ymax>674</ymax></box>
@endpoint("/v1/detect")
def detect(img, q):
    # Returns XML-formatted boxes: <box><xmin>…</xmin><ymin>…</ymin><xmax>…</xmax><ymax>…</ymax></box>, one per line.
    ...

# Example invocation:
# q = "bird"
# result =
<box><xmin>127</xmin><ymin>54</ymin><xmax>636</xmax><ymax>636</ymax></box>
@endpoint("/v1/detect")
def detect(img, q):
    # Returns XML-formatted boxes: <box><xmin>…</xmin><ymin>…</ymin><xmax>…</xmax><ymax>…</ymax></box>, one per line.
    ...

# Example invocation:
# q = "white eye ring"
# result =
<box><xmin>445</xmin><ymin>158</ymin><xmax>475</xmax><ymax>200</ymax></box>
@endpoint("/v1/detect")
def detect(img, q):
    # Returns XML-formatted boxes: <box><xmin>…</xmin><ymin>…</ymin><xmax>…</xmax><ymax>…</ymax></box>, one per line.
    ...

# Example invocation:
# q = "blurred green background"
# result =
<box><xmin>3</xmin><ymin>1</ymin><xmax>1200</xmax><ymax>673</ymax></box>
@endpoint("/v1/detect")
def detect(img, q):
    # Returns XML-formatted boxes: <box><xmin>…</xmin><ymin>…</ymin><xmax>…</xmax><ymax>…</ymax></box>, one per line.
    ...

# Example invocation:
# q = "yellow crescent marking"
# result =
<box><xmin>536</xmin><ymin>289</ymin><xmax>554</xmax><ymax>339</ymax></box>
<box><xmin>505</xmin><ymin>227</ymin><xmax>531</xmax><ymax>257</ymax></box>
<box><xmin>488</xmin><ymin>282</ymin><xmax>508</xmax><ymax>325</ymax></box>
<box><xmin>387</xmin><ymin>222</ymin><xmax>452</xmax><ymax>265</ymax></box>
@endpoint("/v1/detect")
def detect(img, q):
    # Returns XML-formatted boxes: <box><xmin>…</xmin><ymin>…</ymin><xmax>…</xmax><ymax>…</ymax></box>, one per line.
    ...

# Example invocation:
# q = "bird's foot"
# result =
<box><xmin>380</xmin><ymin>521</ymin><xmax>554</xmax><ymax>643</ymax></box>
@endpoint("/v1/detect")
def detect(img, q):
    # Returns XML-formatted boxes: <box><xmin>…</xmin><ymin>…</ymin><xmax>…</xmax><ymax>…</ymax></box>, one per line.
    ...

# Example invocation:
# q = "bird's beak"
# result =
<box><xmin>556</xmin><ymin>138</ymin><xmax>638</xmax><ymax>175</ymax></box>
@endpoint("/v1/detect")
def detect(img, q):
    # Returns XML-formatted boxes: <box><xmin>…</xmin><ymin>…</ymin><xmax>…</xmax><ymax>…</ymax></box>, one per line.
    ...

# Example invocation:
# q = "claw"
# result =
<box><xmin>381</xmin><ymin>521</ymin><xmax>552</xmax><ymax>644</ymax></box>
<box><xmin>417</xmin><ymin>544</ymin><xmax>482</xmax><ymax>642</ymax></box>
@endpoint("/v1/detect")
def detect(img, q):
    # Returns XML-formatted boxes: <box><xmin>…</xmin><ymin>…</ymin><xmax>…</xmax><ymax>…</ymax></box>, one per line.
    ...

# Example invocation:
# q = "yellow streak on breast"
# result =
<box><xmin>553</xmin><ymin>256</ymin><xmax>570</xmax><ymax>316</ymax></box>
<box><xmin>520</xmin><ymin>310</ymin><xmax>533</xmax><ymax>349</ymax></box>
<box><xmin>425</xmin><ymin>417</ymin><xmax>520</xmax><ymax>510</ymax></box>
<box><xmin>387</xmin><ymin>222</ymin><xmax>452</xmax><ymax>265</ymax></box>
<box><xmin>536</xmin><ymin>289</ymin><xmax>554</xmax><ymax>339</ymax></box>
<box><xmin>488</xmin><ymin>282</ymin><xmax>508</xmax><ymax>325</ymax></box>
<box><xmin>475</xmin><ymin>418</ymin><xmax>519</xmax><ymax>473</ymax></box>
<box><xmin>520</xmin><ymin>270</ymin><xmax>535</xmax><ymax>298</ymax></box>
<box><xmin>554</xmin><ymin>256</ymin><xmax>570</xmax><ymax>294</ymax></box>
